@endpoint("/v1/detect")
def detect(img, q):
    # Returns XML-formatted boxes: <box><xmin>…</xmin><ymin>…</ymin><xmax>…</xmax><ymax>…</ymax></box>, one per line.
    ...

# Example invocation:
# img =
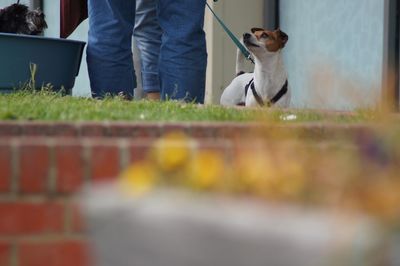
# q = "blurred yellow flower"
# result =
<box><xmin>112</xmin><ymin>126</ymin><xmax>400</xmax><ymax>223</ymax></box>
<box><xmin>187</xmin><ymin>150</ymin><xmax>225</xmax><ymax>190</ymax></box>
<box><xmin>276</xmin><ymin>161</ymin><xmax>306</xmax><ymax>198</ymax></box>
<box><xmin>234</xmin><ymin>151</ymin><xmax>279</xmax><ymax>197</ymax></box>
<box><xmin>151</xmin><ymin>132</ymin><xmax>192</xmax><ymax>172</ymax></box>
<box><xmin>119</xmin><ymin>161</ymin><xmax>158</xmax><ymax>197</ymax></box>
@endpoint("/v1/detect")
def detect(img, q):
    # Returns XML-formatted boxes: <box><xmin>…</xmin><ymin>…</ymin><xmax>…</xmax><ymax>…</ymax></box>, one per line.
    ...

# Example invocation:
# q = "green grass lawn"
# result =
<box><xmin>0</xmin><ymin>90</ymin><xmax>376</xmax><ymax>123</ymax></box>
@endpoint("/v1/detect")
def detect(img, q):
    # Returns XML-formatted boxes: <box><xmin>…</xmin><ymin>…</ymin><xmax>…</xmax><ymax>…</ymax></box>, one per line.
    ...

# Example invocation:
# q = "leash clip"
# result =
<box><xmin>246</xmin><ymin>54</ymin><xmax>255</xmax><ymax>64</ymax></box>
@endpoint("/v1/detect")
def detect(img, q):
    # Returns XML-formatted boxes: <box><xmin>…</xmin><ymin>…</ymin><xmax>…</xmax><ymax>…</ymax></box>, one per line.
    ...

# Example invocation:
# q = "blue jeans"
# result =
<box><xmin>87</xmin><ymin>0</ymin><xmax>160</xmax><ymax>98</ymax></box>
<box><xmin>87</xmin><ymin>0</ymin><xmax>207</xmax><ymax>103</ymax></box>
<box><xmin>134</xmin><ymin>0</ymin><xmax>162</xmax><ymax>94</ymax></box>
<box><xmin>157</xmin><ymin>0</ymin><xmax>207</xmax><ymax>103</ymax></box>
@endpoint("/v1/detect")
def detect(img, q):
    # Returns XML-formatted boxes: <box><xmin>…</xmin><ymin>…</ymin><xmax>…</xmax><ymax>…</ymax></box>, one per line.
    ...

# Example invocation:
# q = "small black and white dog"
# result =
<box><xmin>0</xmin><ymin>0</ymin><xmax>47</xmax><ymax>35</ymax></box>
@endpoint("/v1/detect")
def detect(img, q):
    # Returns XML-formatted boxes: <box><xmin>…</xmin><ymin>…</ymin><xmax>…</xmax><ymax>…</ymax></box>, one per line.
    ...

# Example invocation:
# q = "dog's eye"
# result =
<box><xmin>261</xmin><ymin>33</ymin><xmax>269</xmax><ymax>39</ymax></box>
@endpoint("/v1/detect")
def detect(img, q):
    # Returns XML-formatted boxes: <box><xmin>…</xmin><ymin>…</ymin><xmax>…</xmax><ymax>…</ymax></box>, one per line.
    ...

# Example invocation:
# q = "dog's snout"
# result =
<box><xmin>243</xmin><ymin>33</ymin><xmax>251</xmax><ymax>40</ymax></box>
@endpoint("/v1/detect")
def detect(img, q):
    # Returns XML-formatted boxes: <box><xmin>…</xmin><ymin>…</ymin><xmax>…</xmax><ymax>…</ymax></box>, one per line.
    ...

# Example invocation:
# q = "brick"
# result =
<box><xmin>0</xmin><ymin>202</ymin><xmax>64</xmax><ymax>236</ymax></box>
<box><xmin>214</xmin><ymin>123</ymin><xmax>252</xmax><ymax>139</ymax></box>
<box><xmin>0</xmin><ymin>144</ymin><xmax>12</xmax><ymax>193</ymax></box>
<box><xmin>0</xmin><ymin>122</ymin><xmax>21</xmax><ymax>137</ymax></box>
<box><xmin>161</xmin><ymin>123</ymin><xmax>191</xmax><ymax>135</ymax></box>
<box><xmin>222</xmin><ymin>123</ymin><xmax>252</xmax><ymax>138</ymax></box>
<box><xmin>189</xmin><ymin>124</ymin><xmax>219</xmax><ymax>138</ymax></box>
<box><xmin>196</xmin><ymin>141</ymin><xmax>231</xmax><ymax>159</ymax></box>
<box><xmin>52</xmin><ymin>123</ymin><xmax>79</xmax><ymax>137</ymax></box>
<box><xmin>19</xmin><ymin>241</ymin><xmax>89</xmax><ymax>266</ymax></box>
<box><xmin>129</xmin><ymin>142</ymin><xmax>152</xmax><ymax>164</ymax></box>
<box><xmin>70</xmin><ymin>204</ymin><xmax>86</xmax><ymax>233</ymax></box>
<box><xmin>132</xmin><ymin>123</ymin><xmax>162</xmax><ymax>138</ymax></box>
<box><xmin>79</xmin><ymin>123</ymin><xmax>108</xmax><ymax>137</ymax></box>
<box><xmin>107</xmin><ymin>123</ymin><xmax>138</xmax><ymax>138</ymax></box>
<box><xmin>19</xmin><ymin>143</ymin><xmax>50</xmax><ymax>193</ymax></box>
<box><xmin>0</xmin><ymin>242</ymin><xmax>11</xmax><ymax>266</ymax></box>
<box><xmin>90</xmin><ymin>144</ymin><xmax>120</xmax><ymax>181</ymax></box>
<box><xmin>233</xmin><ymin>140</ymin><xmax>271</xmax><ymax>156</ymax></box>
<box><xmin>22</xmin><ymin>123</ymin><xmax>53</xmax><ymax>137</ymax></box>
<box><xmin>55</xmin><ymin>144</ymin><xmax>85</xmax><ymax>193</ymax></box>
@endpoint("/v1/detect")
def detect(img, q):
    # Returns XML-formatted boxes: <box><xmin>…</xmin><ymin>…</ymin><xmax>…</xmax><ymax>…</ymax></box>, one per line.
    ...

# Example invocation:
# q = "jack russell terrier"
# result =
<box><xmin>220</xmin><ymin>28</ymin><xmax>290</xmax><ymax>107</ymax></box>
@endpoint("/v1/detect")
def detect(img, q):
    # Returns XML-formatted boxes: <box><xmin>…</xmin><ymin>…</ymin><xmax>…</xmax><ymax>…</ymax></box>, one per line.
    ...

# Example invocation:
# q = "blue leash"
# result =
<box><xmin>206</xmin><ymin>0</ymin><xmax>255</xmax><ymax>64</ymax></box>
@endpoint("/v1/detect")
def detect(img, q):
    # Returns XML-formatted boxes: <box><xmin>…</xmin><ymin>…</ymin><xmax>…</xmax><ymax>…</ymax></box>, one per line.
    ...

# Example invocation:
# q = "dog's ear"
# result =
<box><xmin>277</xmin><ymin>29</ymin><xmax>289</xmax><ymax>47</ymax></box>
<box><xmin>251</xmin><ymin>28</ymin><xmax>264</xmax><ymax>33</ymax></box>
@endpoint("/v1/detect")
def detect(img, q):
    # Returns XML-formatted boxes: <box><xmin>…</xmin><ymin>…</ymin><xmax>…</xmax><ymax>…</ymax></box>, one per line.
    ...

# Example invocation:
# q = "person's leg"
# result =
<box><xmin>87</xmin><ymin>0</ymin><xmax>136</xmax><ymax>99</ymax></box>
<box><xmin>157</xmin><ymin>0</ymin><xmax>207</xmax><ymax>103</ymax></box>
<box><xmin>134</xmin><ymin>0</ymin><xmax>162</xmax><ymax>100</ymax></box>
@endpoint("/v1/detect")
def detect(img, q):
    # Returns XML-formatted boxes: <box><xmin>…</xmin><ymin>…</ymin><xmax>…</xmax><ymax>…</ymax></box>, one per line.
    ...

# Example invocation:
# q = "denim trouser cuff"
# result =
<box><xmin>141</xmin><ymin>72</ymin><xmax>160</xmax><ymax>93</ymax></box>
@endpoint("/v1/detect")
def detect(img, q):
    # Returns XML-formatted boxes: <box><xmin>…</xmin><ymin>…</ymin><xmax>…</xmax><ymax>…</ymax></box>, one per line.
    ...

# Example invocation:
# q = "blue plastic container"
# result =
<box><xmin>0</xmin><ymin>33</ymin><xmax>86</xmax><ymax>94</ymax></box>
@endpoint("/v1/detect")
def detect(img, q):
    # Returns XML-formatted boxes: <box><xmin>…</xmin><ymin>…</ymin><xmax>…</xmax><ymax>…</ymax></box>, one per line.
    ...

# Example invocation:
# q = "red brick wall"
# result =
<box><xmin>0</xmin><ymin>121</ymin><xmax>366</xmax><ymax>266</ymax></box>
<box><xmin>0</xmin><ymin>122</ymin><xmax>241</xmax><ymax>266</ymax></box>
<box><xmin>0</xmin><ymin>138</ymin><xmax>152</xmax><ymax>266</ymax></box>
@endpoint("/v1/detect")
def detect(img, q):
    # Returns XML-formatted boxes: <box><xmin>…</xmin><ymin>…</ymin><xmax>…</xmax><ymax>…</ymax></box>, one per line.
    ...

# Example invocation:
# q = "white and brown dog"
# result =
<box><xmin>220</xmin><ymin>28</ymin><xmax>289</xmax><ymax>107</ymax></box>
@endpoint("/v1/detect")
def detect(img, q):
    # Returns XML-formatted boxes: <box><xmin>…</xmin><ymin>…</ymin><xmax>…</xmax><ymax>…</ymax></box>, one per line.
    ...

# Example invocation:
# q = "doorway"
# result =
<box><xmin>383</xmin><ymin>0</ymin><xmax>399</xmax><ymax>110</ymax></box>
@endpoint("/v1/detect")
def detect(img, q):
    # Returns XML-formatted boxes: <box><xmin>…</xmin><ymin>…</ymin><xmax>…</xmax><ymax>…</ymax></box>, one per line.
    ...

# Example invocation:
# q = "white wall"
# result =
<box><xmin>280</xmin><ymin>0</ymin><xmax>385</xmax><ymax>110</ymax></box>
<box><xmin>2</xmin><ymin>0</ymin><xmax>30</xmax><ymax>6</ymax></box>
<box><xmin>67</xmin><ymin>20</ymin><xmax>91</xmax><ymax>97</ymax></box>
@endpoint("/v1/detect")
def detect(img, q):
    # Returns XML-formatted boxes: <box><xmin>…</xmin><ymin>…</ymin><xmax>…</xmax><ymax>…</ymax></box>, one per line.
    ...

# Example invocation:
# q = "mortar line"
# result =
<box><xmin>119</xmin><ymin>139</ymin><xmax>130</xmax><ymax>171</ymax></box>
<box><xmin>82</xmin><ymin>142</ymin><xmax>92</xmax><ymax>184</ymax></box>
<box><xmin>10</xmin><ymin>140</ymin><xmax>19</xmax><ymax>196</ymax></box>
<box><xmin>47</xmin><ymin>140</ymin><xmax>57</xmax><ymax>195</ymax></box>
<box><xmin>10</xmin><ymin>242</ymin><xmax>18</xmax><ymax>266</ymax></box>
<box><xmin>64</xmin><ymin>198</ymin><xmax>73</xmax><ymax>235</ymax></box>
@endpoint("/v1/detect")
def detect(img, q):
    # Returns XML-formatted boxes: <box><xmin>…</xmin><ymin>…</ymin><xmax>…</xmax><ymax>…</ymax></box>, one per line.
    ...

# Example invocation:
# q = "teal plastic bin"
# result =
<box><xmin>0</xmin><ymin>33</ymin><xmax>86</xmax><ymax>94</ymax></box>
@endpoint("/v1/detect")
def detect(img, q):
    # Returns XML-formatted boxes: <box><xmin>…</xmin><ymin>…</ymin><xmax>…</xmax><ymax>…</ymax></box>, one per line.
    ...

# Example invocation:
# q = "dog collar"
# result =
<box><xmin>241</xmin><ymin>79</ymin><xmax>288</xmax><ymax>107</ymax></box>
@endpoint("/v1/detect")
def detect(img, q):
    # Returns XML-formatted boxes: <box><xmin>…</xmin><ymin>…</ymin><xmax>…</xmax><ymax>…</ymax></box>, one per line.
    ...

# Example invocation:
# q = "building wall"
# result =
<box><xmin>3</xmin><ymin>0</ymin><xmax>30</xmax><ymax>6</ymax></box>
<box><xmin>280</xmin><ymin>0</ymin><xmax>385</xmax><ymax>110</ymax></box>
<box><xmin>207</xmin><ymin>0</ymin><xmax>386</xmax><ymax>109</ymax></box>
